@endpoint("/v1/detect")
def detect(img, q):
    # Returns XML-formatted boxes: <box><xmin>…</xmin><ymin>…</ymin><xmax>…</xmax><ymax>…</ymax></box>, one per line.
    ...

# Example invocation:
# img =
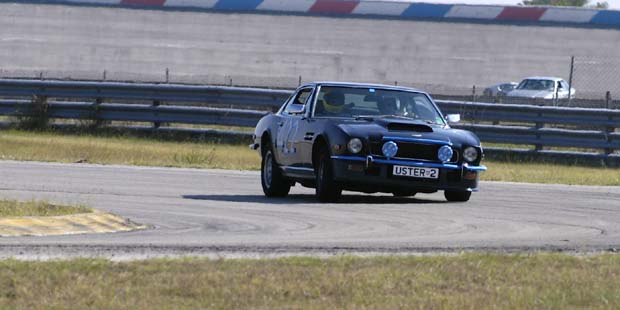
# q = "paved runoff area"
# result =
<box><xmin>0</xmin><ymin>160</ymin><xmax>618</xmax><ymax>259</ymax></box>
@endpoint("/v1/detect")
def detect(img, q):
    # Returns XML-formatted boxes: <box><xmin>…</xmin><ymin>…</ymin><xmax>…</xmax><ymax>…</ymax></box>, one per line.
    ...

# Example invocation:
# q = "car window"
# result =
<box><xmin>517</xmin><ymin>79</ymin><xmax>554</xmax><ymax>91</ymax></box>
<box><xmin>313</xmin><ymin>86</ymin><xmax>445</xmax><ymax>125</ymax></box>
<box><xmin>283</xmin><ymin>88</ymin><xmax>312</xmax><ymax>115</ymax></box>
<box><xmin>499</xmin><ymin>84</ymin><xmax>514</xmax><ymax>91</ymax></box>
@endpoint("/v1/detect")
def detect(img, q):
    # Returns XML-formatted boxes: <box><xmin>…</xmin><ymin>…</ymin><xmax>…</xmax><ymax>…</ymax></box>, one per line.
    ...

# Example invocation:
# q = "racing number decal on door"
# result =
<box><xmin>276</xmin><ymin>119</ymin><xmax>298</xmax><ymax>155</ymax></box>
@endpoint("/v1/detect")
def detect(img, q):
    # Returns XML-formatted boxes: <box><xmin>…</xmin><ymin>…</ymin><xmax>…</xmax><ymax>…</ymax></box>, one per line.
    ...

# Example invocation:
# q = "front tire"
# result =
<box><xmin>315</xmin><ymin>147</ymin><xmax>342</xmax><ymax>202</ymax></box>
<box><xmin>261</xmin><ymin>145</ymin><xmax>290</xmax><ymax>197</ymax></box>
<box><xmin>444</xmin><ymin>190</ymin><xmax>471</xmax><ymax>202</ymax></box>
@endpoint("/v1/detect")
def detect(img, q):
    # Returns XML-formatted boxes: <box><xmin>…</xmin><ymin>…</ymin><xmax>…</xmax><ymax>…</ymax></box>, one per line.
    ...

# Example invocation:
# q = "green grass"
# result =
<box><xmin>0</xmin><ymin>199</ymin><xmax>92</xmax><ymax>217</ymax></box>
<box><xmin>0</xmin><ymin>129</ymin><xmax>618</xmax><ymax>185</ymax></box>
<box><xmin>0</xmin><ymin>254</ymin><xmax>619</xmax><ymax>309</ymax></box>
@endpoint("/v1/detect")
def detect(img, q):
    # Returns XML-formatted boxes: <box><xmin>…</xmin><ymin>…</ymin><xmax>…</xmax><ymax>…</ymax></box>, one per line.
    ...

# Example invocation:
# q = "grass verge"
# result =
<box><xmin>0</xmin><ymin>129</ymin><xmax>257</xmax><ymax>170</ymax></box>
<box><xmin>0</xmin><ymin>129</ymin><xmax>618</xmax><ymax>185</ymax></box>
<box><xmin>0</xmin><ymin>199</ymin><xmax>92</xmax><ymax>217</ymax></box>
<box><xmin>0</xmin><ymin>254</ymin><xmax>619</xmax><ymax>309</ymax></box>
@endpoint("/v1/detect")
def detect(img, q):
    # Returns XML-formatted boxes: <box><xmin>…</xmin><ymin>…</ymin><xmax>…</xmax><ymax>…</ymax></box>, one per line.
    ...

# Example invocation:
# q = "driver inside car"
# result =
<box><xmin>317</xmin><ymin>91</ymin><xmax>350</xmax><ymax>116</ymax></box>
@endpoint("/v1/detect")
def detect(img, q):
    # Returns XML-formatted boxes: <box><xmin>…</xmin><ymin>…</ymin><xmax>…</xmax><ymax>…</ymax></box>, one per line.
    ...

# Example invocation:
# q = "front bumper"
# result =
<box><xmin>331</xmin><ymin>155</ymin><xmax>486</xmax><ymax>193</ymax></box>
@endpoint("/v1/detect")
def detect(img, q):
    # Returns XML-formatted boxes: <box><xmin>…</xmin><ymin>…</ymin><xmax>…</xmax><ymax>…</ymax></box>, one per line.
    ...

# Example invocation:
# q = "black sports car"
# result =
<box><xmin>251</xmin><ymin>82</ymin><xmax>486</xmax><ymax>202</ymax></box>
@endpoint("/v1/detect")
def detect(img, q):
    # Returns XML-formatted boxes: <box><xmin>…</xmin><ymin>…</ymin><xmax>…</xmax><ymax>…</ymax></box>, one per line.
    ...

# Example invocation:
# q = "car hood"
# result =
<box><xmin>506</xmin><ymin>89</ymin><xmax>552</xmax><ymax>98</ymax></box>
<box><xmin>334</xmin><ymin>117</ymin><xmax>480</xmax><ymax>147</ymax></box>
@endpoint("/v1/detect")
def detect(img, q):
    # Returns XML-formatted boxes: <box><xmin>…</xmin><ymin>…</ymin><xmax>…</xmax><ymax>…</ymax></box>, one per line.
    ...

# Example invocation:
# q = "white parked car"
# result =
<box><xmin>506</xmin><ymin>77</ymin><xmax>575</xmax><ymax>99</ymax></box>
<box><xmin>483</xmin><ymin>82</ymin><xmax>518</xmax><ymax>97</ymax></box>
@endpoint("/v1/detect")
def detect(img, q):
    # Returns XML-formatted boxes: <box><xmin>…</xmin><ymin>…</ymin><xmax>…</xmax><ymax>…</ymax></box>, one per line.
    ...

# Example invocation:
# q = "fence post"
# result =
<box><xmin>298</xmin><ymin>76</ymin><xmax>302</xmax><ymax>86</ymax></box>
<box><xmin>568</xmin><ymin>56</ymin><xmax>574</xmax><ymax>105</ymax></box>
<box><xmin>472</xmin><ymin>85</ymin><xmax>476</xmax><ymax>103</ymax></box>
<box><xmin>606</xmin><ymin>91</ymin><xmax>611</xmax><ymax>109</ymax></box>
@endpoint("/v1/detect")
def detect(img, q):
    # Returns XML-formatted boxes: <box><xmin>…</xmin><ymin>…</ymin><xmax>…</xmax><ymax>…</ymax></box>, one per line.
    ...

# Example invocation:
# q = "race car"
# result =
<box><xmin>251</xmin><ymin>82</ymin><xmax>486</xmax><ymax>202</ymax></box>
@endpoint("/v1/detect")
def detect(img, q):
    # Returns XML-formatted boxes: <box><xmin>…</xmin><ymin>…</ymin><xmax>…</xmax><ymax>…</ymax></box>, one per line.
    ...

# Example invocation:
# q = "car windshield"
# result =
<box><xmin>313</xmin><ymin>86</ymin><xmax>446</xmax><ymax>125</ymax></box>
<box><xmin>517</xmin><ymin>79</ymin><xmax>554</xmax><ymax>91</ymax></box>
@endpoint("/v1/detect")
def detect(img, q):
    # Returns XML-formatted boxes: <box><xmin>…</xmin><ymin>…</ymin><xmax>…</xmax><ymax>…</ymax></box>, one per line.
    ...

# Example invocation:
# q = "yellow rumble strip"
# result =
<box><xmin>0</xmin><ymin>211</ymin><xmax>146</xmax><ymax>237</ymax></box>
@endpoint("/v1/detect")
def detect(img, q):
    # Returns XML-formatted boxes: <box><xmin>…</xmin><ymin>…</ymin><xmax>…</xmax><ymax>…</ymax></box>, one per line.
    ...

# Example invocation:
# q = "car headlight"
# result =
<box><xmin>437</xmin><ymin>145</ymin><xmax>453</xmax><ymax>163</ymax></box>
<box><xmin>382</xmin><ymin>141</ymin><xmax>398</xmax><ymax>158</ymax></box>
<box><xmin>463</xmin><ymin>147</ymin><xmax>479</xmax><ymax>163</ymax></box>
<box><xmin>347</xmin><ymin>138</ymin><xmax>363</xmax><ymax>154</ymax></box>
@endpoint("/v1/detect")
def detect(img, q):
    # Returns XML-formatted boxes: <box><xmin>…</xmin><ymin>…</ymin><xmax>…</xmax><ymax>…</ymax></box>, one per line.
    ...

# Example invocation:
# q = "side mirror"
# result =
<box><xmin>287</xmin><ymin>104</ymin><xmax>305</xmax><ymax>115</ymax></box>
<box><xmin>446</xmin><ymin>114</ymin><xmax>461</xmax><ymax>124</ymax></box>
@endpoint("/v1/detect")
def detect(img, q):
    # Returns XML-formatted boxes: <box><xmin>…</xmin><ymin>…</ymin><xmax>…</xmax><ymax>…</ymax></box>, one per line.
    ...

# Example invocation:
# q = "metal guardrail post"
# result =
<box><xmin>93</xmin><ymin>98</ymin><xmax>103</xmax><ymax>127</ymax></box>
<box><xmin>605</xmin><ymin>115</ymin><xmax>614</xmax><ymax>155</ymax></box>
<box><xmin>32</xmin><ymin>94</ymin><xmax>48</xmax><ymax>128</ymax></box>
<box><xmin>153</xmin><ymin>100</ymin><xmax>161</xmax><ymax>129</ymax></box>
<box><xmin>534</xmin><ymin>112</ymin><xmax>544</xmax><ymax>152</ymax></box>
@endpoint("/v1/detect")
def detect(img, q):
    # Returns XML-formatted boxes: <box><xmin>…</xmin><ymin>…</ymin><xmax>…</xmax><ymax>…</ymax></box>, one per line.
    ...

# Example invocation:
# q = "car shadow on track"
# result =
<box><xmin>182</xmin><ymin>194</ymin><xmax>446</xmax><ymax>205</ymax></box>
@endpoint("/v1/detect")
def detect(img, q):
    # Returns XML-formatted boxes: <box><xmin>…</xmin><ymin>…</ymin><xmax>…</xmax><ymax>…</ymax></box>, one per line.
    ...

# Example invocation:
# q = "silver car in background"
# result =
<box><xmin>483</xmin><ymin>82</ymin><xmax>518</xmax><ymax>97</ymax></box>
<box><xmin>506</xmin><ymin>77</ymin><xmax>576</xmax><ymax>99</ymax></box>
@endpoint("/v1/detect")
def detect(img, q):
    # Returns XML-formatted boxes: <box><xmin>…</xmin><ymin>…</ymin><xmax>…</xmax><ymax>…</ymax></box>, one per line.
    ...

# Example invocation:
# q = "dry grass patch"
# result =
<box><xmin>0</xmin><ymin>130</ymin><xmax>259</xmax><ymax>170</ymax></box>
<box><xmin>0</xmin><ymin>199</ymin><xmax>92</xmax><ymax>217</ymax></box>
<box><xmin>0</xmin><ymin>254</ymin><xmax>619</xmax><ymax>309</ymax></box>
<box><xmin>483</xmin><ymin>161</ymin><xmax>620</xmax><ymax>186</ymax></box>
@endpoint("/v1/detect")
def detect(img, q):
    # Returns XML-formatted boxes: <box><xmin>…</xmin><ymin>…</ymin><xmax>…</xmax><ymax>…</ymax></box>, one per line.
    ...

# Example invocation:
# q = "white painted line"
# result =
<box><xmin>445</xmin><ymin>5</ymin><xmax>504</xmax><ymax>20</ymax></box>
<box><xmin>540</xmin><ymin>8</ymin><xmax>597</xmax><ymax>23</ymax></box>
<box><xmin>352</xmin><ymin>2</ymin><xmax>410</xmax><ymax>16</ymax></box>
<box><xmin>64</xmin><ymin>0</ymin><xmax>122</xmax><ymax>4</ymax></box>
<box><xmin>164</xmin><ymin>0</ymin><xmax>218</xmax><ymax>8</ymax></box>
<box><xmin>257</xmin><ymin>0</ymin><xmax>316</xmax><ymax>12</ymax></box>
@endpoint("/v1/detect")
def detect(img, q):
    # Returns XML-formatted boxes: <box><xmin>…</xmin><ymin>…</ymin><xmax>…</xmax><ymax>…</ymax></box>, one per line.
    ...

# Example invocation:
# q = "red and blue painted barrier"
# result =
<box><xmin>20</xmin><ymin>0</ymin><xmax>620</xmax><ymax>27</ymax></box>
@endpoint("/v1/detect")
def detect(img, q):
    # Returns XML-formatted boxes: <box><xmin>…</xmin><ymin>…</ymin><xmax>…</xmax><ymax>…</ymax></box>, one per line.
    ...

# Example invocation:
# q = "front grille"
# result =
<box><xmin>371</xmin><ymin>141</ymin><xmax>459</xmax><ymax>162</ymax></box>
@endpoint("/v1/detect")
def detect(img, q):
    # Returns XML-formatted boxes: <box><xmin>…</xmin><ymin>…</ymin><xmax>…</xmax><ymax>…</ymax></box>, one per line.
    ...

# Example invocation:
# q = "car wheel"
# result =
<box><xmin>261</xmin><ymin>143</ymin><xmax>291</xmax><ymax>197</ymax></box>
<box><xmin>315</xmin><ymin>146</ymin><xmax>342</xmax><ymax>202</ymax></box>
<box><xmin>444</xmin><ymin>190</ymin><xmax>471</xmax><ymax>202</ymax></box>
<box><xmin>392</xmin><ymin>191</ymin><xmax>417</xmax><ymax>197</ymax></box>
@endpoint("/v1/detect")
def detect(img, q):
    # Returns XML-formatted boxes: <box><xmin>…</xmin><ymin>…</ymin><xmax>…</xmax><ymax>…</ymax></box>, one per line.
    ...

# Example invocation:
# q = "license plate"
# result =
<box><xmin>392</xmin><ymin>165</ymin><xmax>439</xmax><ymax>179</ymax></box>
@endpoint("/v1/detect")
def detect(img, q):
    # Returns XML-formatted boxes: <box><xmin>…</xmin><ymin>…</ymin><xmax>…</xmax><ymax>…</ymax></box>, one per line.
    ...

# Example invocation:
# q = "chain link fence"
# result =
<box><xmin>571</xmin><ymin>55</ymin><xmax>620</xmax><ymax>102</ymax></box>
<box><xmin>2</xmin><ymin>55</ymin><xmax>619</xmax><ymax>109</ymax></box>
<box><xmin>466</xmin><ymin>55</ymin><xmax>620</xmax><ymax>109</ymax></box>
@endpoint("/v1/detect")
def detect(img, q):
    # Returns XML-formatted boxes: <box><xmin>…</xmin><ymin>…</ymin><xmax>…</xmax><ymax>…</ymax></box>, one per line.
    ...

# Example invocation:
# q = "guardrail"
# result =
<box><xmin>0</xmin><ymin>79</ymin><xmax>618</xmax><ymax>166</ymax></box>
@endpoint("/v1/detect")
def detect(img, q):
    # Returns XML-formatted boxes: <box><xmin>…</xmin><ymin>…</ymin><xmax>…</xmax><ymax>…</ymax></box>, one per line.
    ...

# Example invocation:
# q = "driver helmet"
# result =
<box><xmin>323</xmin><ymin>91</ymin><xmax>345</xmax><ymax>114</ymax></box>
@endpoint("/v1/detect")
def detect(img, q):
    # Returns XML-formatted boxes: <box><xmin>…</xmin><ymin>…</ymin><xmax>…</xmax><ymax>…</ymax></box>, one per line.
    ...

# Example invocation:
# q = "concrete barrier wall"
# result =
<box><xmin>4</xmin><ymin>0</ymin><xmax>620</xmax><ymax>27</ymax></box>
<box><xmin>1</xmin><ymin>3</ymin><xmax>619</xmax><ymax>96</ymax></box>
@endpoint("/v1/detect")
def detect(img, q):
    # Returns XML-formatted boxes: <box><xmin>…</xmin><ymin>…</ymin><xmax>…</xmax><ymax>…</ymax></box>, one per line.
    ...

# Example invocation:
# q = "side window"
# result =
<box><xmin>283</xmin><ymin>88</ymin><xmax>312</xmax><ymax>115</ymax></box>
<box><xmin>557</xmin><ymin>81</ymin><xmax>563</xmax><ymax>90</ymax></box>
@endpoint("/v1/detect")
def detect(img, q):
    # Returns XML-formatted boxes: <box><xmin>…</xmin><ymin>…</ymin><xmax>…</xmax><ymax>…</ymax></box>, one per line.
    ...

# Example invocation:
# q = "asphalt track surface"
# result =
<box><xmin>0</xmin><ymin>160</ymin><xmax>619</xmax><ymax>258</ymax></box>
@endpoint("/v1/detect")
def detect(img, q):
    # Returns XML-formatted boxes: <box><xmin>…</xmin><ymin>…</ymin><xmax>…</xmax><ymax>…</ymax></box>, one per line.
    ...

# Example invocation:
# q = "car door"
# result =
<box><xmin>293</xmin><ymin>87</ymin><xmax>321</xmax><ymax>169</ymax></box>
<box><xmin>555</xmin><ymin>81</ymin><xmax>566</xmax><ymax>99</ymax></box>
<box><xmin>275</xmin><ymin>87</ymin><xmax>313</xmax><ymax>167</ymax></box>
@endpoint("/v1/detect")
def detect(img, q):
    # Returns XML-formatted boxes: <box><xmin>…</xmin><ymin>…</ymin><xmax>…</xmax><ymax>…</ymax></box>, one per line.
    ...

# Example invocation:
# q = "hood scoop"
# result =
<box><xmin>387</xmin><ymin>122</ymin><xmax>433</xmax><ymax>133</ymax></box>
